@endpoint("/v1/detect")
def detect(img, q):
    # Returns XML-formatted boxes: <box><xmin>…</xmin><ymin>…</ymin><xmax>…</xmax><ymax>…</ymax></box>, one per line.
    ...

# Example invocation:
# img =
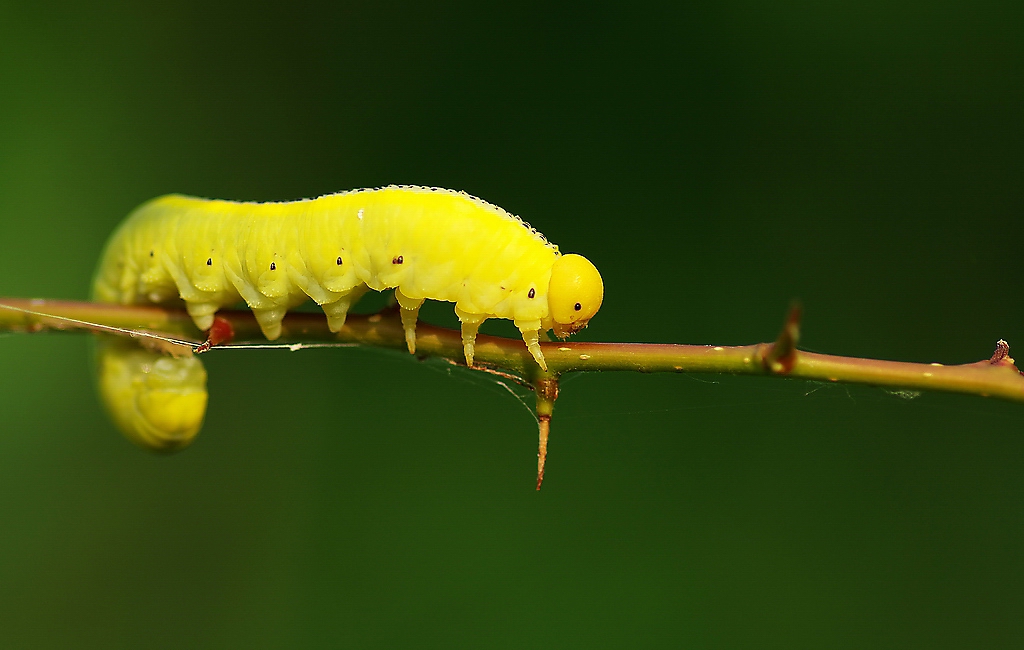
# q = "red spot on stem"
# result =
<box><xmin>195</xmin><ymin>316</ymin><xmax>234</xmax><ymax>353</ymax></box>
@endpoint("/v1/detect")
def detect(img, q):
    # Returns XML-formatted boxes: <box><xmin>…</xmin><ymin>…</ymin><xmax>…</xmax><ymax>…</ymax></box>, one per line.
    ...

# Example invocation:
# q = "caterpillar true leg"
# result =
<box><xmin>456</xmin><ymin>307</ymin><xmax>486</xmax><ymax>367</ymax></box>
<box><xmin>516</xmin><ymin>320</ymin><xmax>548</xmax><ymax>371</ymax></box>
<box><xmin>395</xmin><ymin>289</ymin><xmax>425</xmax><ymax>354</ymax></box>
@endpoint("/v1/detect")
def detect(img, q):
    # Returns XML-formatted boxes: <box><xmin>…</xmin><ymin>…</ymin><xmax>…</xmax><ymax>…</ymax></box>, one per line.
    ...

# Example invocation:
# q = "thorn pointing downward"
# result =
<box><xmin>534</xmin><ymin>378</ymin><xmax>559</xmax><ymax>490</ymax></box>
<box><xmin>537</xmin><ymin>415</ymin><xmax>550</xmax><ymax>490</ymax></box>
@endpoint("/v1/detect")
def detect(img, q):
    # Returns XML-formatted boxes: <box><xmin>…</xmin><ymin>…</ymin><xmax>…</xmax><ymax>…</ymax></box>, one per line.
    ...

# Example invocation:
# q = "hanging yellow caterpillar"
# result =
<box><xmin>91</xmin><ymin>185</ymin><xmax>604</xmax><ymax>451</ymax></box>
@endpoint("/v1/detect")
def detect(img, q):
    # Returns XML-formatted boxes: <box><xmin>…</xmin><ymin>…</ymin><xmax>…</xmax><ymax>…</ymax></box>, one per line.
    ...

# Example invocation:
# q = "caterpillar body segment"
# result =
<box><xmin>94</xmin><ymin>338</ymin><xmax>208</xmax><ymax>451</ymax></box>
<box><xmin>92</xmin><ymin>185</ymin><xmax>603</xmax><ymax>449</ymax></box>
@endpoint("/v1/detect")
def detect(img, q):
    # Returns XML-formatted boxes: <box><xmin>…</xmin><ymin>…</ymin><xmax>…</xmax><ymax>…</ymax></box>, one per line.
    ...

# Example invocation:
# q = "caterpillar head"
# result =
<box><xmin>548</xmin><ymin>253</ymin><xmax>603</xmax><ymax>339</ymax></box>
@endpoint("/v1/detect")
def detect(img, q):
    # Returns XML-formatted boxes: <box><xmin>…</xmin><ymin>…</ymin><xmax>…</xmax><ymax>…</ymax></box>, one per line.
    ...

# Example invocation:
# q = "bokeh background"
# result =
<box><xmin>2</xmin><ymin>2</ymin><xmax>1023</xmax><ymax>647</ymax></box>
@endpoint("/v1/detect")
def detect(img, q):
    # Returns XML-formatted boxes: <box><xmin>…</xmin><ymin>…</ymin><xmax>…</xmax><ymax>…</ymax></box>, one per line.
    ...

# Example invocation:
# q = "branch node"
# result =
<box><xmin>764</xmin><ymin>302</ymin><xmax>802</xmax><ymax>374</ymax></box>
<box><xmin>990</xmin><ymin>339</ymin><xmax>1011</xmax><ymax>364</ymax></box>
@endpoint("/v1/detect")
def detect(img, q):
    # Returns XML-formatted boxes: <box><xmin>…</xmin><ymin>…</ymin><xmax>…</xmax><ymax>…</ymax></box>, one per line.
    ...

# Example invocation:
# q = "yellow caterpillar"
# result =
<box><xmin>92</xmin><ymin>185</ymin><xmax>603</xmax><ymax>450</ymax></box>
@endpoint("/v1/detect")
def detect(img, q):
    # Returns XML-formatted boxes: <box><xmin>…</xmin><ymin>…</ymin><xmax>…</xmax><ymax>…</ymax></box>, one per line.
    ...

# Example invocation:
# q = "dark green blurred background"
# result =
<box><xmin>2</xmin><ymin>2</ymin><xmax>1024</xmax><ymax>647</ymax></box>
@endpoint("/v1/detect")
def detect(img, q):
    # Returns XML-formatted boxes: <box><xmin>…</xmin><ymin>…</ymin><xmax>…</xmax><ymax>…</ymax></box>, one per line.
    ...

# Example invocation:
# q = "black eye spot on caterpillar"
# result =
<box><xmin>91</xmin><ymin>186</ymin><xmax>605</xmax><ymax>451</ymax></box>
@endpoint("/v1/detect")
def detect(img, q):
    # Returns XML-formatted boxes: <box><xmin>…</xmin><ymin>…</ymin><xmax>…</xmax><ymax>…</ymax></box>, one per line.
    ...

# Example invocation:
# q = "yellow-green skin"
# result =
<box><xmin>93</xmin><ymin>338</ymin><xmax>208</xmax><ymax>452</ymax></box>
<box><xmin>92</xmin><ymin>186</ymin><xmax>603</xmax><ymax>451</ymax></box>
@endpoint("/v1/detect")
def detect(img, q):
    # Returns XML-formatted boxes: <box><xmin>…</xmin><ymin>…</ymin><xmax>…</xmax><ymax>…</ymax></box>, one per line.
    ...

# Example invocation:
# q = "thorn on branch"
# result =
<box><xmin>535</xmin><ymin>378</ymin><xmax>559</xmax><ymax>490</ymax></box>
<box><xmin>989</xmin><ymin>339</ymin><xmax>1010</xmax><ymax>364</ymax></box>
<box><xmin>988</xmin><ymin>339</ymin><xmax>1020</xmax><ymax>375</ymax></box>
<box><xmin>764</xmin><ymin>303</ymin><xmax>802</xmax><ymax>374</ymax></box>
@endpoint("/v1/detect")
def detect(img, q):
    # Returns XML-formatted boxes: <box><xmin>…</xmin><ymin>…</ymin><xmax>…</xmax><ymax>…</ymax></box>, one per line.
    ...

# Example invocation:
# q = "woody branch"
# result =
<box><xmin>3</xmin><ymin>298</ymin><xmax>1023</xmax><ymax>487</ymax></box>
<box><xmin>2</xmin><ymin>298</ymin><xmax>1020</xmax><ymax>400</ymax></box>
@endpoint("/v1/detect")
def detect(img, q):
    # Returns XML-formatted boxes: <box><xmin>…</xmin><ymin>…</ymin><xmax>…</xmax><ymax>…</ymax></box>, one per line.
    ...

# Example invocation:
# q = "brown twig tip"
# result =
<box><xmin>764</xmin><ymin>303</ymin><xmax>802</xmax><ymax>374</ymax></box>
<box><xmin>990</xmin><ymin>339</ymin><xmax>1013</xmax><ymax>365</ymax></box>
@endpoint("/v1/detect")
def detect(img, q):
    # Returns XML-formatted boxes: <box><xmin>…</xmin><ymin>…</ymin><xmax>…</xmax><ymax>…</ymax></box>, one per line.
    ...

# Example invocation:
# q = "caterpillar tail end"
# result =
<box><xmin>95</xmin><ymin>339</ymin><xmax>208</xmax><ymax>452</ymax></box>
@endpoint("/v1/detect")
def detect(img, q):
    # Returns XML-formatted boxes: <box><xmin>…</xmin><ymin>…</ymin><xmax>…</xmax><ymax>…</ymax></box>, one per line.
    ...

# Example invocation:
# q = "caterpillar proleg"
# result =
<box><xmin>92</xmin><ymin>185</ymin><xmax>603</xmax><ymax>450</ymax></box>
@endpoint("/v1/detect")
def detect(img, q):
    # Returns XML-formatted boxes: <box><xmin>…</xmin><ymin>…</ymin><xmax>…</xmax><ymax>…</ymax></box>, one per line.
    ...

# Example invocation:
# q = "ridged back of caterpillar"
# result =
<box><xmin>95</xmin><ymin>187</ymin><xmax>559</xmax><ymax>321</ymax></box>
